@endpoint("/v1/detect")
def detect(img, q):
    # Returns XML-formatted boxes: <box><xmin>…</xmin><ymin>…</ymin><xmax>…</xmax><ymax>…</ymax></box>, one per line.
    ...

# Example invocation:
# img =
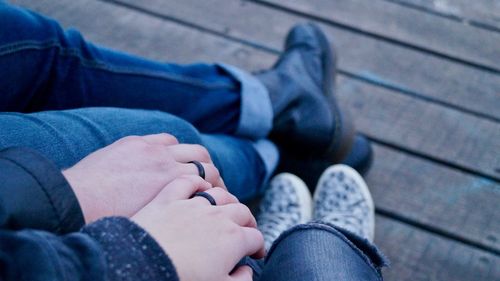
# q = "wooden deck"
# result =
<box><xmin>11</xmin><ymin>0</ymin><xmax>500</xmax><ymax>279</ymax></box>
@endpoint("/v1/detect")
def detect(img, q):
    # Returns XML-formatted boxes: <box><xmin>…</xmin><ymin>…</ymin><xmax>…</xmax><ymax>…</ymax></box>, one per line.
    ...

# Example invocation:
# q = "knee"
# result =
<box><xmin>160</xmin><ymin>114</ymin><xmax>203</xmax><ymax>145</ymax></box>
<box><xmin>0</xmin><ymin>3</ymin><xmax>62</xmax><ymax>44</ymax></box>
<box><xmin>59</xmin><ymin>107</ymin><xmax>203</xmax><ymax>145</ymax></box>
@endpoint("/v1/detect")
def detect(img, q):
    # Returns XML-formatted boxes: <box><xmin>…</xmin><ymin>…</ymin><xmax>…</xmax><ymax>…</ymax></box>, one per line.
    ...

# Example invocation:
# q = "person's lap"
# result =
<box><xmin>0</xmin><ymin>108</ymin><xmax>268</xmax><ymax>201</ymax></box>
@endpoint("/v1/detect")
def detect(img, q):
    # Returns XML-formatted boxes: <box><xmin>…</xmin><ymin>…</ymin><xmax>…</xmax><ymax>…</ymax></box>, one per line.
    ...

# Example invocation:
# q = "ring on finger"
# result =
<box><xmin>189</xmin><ymin>160</ymin><xmax>205</xmax><ymax>180</ymax></box>
<box><xmin>191</xmin><ymin>191</ymin><xmax>217</xmax><ymax>206</ymax></box>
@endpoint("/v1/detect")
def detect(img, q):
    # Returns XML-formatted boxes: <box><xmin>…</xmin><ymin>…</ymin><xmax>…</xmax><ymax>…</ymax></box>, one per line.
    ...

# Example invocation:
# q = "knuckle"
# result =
<box><xmin>211</xmin><ymin>186</ymin><xmax>226</xmax><ymax>195</ymax></box>
<box><xmin>226</xmin><ymin>223</ymin><xmax>244</xmax><ymax>239</ymax></box>
<box><xmin>192</xmin><ymin>144</ymin><xmax>211</xmax><ymax>162</ymax></box>
<box><xmin>207</xmin><ymin>165</ymin><xmax>220</xmax><ymax>179</ymax></box>
<box><xmin>161</xmin><ymin>133</ymin><xmax>179</xmax><ymax>144</ymax></box>
<box><xmin>237</xmin><ymin>203</ymin><xmax>251</xmax><ymax>216</ymax></box>
<box><xmin>254</xmin><ymin>228</ymin><xmax>264</xmax><ymax>244</ymax></box>
<box><xmin>117</xmin><ymin>135</ymin><xmax>141</xmax><ymax>145</ymax></box>
<box><xmin>174</xmin><ymin>177</ymin><xmax>191</xmax><ymax>185</ymax></box>
<box><xmin>180</xmin><ymin>174</ymin><xmax>204</xmax><ymax>185</ymax></box>
<box><xmin>143</xmin><ymin>143</ymin><xmax>162</xmax><ymax>155</ymax></box>
<box><xmin>207</xmin><ymin>206</ymin><xmax>224</xmax><ymax>217</ymax></box>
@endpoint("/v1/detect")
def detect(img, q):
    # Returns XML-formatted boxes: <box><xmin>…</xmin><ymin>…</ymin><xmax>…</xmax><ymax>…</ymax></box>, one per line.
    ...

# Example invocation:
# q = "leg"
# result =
<box><xmin>254</xmin><ymin>165</ymin><xmax>386</xmax><ymax>280</ymax></box>
<box><xmin>0</xmin><ymin>108</ymin><xmax>276</xmax><ymax>201</ymax></box>
<box><xmin>0</xmin><ymin>2</ymin><xmax>272</xmax><ymax>138</ymax></box>
<box><xmin>259</xmin><ymin>223</ymin><xmax>386</xmax><ymax>281</ymax></box>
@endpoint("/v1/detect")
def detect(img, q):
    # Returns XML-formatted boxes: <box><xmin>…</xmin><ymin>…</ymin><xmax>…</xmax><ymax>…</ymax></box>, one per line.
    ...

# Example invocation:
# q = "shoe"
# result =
<box><xmin>256</xmin><ymin>22</ymin><xmax>355</xmax><ymax>161</ymax></box>
<box><xmin>341</xmin><ymin>135</ymin><xmax>373</xmax><ymax>176</ymax></box>
<box><xmin>276</xmin><ymin>134</ymin><xmax>373</xmax><ymax>189</ymax></box>
<box><xmin>313</xmin><ymin>164</ymin><xmax>375</xmax><ymax>242</ymax></box>
<box><xmin>257</xmin><ymin>173</ymin><xmax>312</xmax><ymax>251</ymax></box>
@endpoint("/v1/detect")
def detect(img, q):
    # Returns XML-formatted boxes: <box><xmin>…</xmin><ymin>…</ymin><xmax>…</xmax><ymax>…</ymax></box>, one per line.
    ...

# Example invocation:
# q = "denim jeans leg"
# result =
<box><xmin>0</xmin><ymin>2</ymin><xmax>272</xmax><ymax>137</ymax></box>
<box><xmin>258</xmin><ymin>222</ymin><xmax>387</xmax><ymax>281</ymax></box>
<box><xmin>0</xmin><ymin>107</ymin><xmax>275</xmax><ymax>200</ymax></box>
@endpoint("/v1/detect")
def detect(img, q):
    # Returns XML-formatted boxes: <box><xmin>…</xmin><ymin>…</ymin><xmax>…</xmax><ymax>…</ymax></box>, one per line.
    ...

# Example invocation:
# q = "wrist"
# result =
<box><xmin>62</xmin><ymin>169</ymin><xmax>100</xmax><ymax>223</ymax></box>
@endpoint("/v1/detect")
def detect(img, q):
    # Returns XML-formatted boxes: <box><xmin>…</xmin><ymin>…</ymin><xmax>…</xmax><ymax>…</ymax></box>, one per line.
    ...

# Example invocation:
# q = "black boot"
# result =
<box><xmin>256</xmin><ymin>23</ymin><xmax>371</xmax><ymax>188</ymax></box>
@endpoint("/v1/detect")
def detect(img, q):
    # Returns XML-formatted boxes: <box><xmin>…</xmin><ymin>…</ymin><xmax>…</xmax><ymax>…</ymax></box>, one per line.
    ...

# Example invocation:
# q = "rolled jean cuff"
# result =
<box><xmin>217</xmin><ymin>63</ymin><xmax>273</xmax><ymax>139</ymax></box>
<box><xmin>252</xmin><ymin>139</ymin><xmax>279</xmax><ymax>184</ymax></box>
<box><xmin>267</xmin><ymin>222</ymin><xmax>388</xmax><ymax>278</ymax></box>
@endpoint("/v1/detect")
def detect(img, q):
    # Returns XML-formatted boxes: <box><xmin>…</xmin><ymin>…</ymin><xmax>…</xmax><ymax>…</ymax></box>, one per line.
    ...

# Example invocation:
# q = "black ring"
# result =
<box><xmin>191</xmin><ymin>192</ymin><xmax>217</xmax><ymax>206</ymax></box>
<box><xmin>189</xmin><ymin>161</ymin><xmax>205</xmax><ymax>179</ymax></box>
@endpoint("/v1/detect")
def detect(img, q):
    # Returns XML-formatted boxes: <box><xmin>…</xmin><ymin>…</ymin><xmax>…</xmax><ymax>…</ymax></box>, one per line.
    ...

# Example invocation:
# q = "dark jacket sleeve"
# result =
<box><xmin>0</xmin><ymin>217</ymin><xmax>180</xmax><ymax>281</ymax></box>
<box><xmin>0</xmin><ymin>147</ymin><xmax>179</xmax><ymax>280</ymax></box>
<box><xmin>0</xmin><ymin>147</ymin><xmax>84</xmax><ymax>233</ymax></box>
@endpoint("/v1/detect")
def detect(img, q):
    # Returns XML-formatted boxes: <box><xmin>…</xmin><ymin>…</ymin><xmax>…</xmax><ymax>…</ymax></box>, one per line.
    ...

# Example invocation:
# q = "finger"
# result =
<box><xmin>191</xmin><ymin>187</ymin><xmax>238</xmax><ymax>206</ymax></box>
<box><xmin>180</xmin><ymin>162</ymin><xmax>223</xmax><ymax>188</ymax></box>
<box><xmin>215</xmin><ymin>177</ymin><xmax>227</xmax><ymax>191</ymax></box>
<box><xmin>141</xmin><ymin>133</ymin><xmax>179</xmax><ymax>146</ymax></box>
<box><xmin>166</xmin><ymin>144</ymin><xmax>211</xmax><ymax>163</ymax></box>
<box><xmin>219</xmin><ymin>204</ymin><xmax>257</xmax><ymax>228</ymax></box>
<box><xmin>229</xmin><ymin>266</ymin><xmax>253</xmax><ymax>281</ymax></box>
<box><xmin>155</xmin><ymin>175</ymin><xmax>212</xmax><ymax>203</ymax></box>
<box><xmin>241</xmin><ymin>227</ymin><xmax>266</xmax><ymax>259</ymax></box>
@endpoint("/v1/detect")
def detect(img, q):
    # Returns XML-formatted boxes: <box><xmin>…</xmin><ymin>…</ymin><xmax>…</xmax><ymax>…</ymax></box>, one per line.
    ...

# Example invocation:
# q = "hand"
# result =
<box><xmin>63</xmin><ymin>133</ymin><xmax>225</xmax><ymax>223</ymax></box>
<box><xmin>132</xmin><ymin>179</ymin><xmax>265</xmax><ymax>281</ymax></box>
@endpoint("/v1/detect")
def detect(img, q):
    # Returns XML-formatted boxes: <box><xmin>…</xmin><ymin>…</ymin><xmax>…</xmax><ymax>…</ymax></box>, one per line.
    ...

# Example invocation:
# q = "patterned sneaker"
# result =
<box><xmin>313</xmin><ymin>164</ymin><xmax>375</xmax><ymax>242</ymax></box>
<box><xmin>257</xmin><ymin>173</ymin><xmax>313</xmax><ymax>251</ymax></box>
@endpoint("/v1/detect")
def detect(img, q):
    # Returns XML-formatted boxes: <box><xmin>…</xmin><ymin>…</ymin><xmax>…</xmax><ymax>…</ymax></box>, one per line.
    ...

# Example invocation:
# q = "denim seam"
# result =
<box><xmin>2</xmin><ymin>157</ymin><xmax>63</xmax><ymax>233</ymax></box>
<box><xmin>0</xmin><ymin>40</ymin><xmax>235</xmax><ymax>90</ymax></box>
<box><xmin>266</xmin><ymin>223</ymin><xmax>384</xmax><ymax>280</ymax></box>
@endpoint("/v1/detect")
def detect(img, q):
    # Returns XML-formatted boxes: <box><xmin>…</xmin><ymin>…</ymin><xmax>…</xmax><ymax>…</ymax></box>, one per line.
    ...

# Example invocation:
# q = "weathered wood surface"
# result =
<box><xmin>11</xmin><ymin>0</ymin><xmax>500</xmax><ymax>279</ymax></box>
<box><xmin>261</xmin><ymin>0</ymin><xmax>500</xmax><ymax>72</ymax></box>
<box><xmin>388</xmin><ymin>0</ymin><xmax>500</xmax><ymax>32</ymax></box>
<box><xmin>119</xmin><ymin>0</ymin><xmax>500</xmax><ymax>123</ymax></box>
<box><xmin>376</xmin><ymin>216</ymin><xmax>500</xmax><ymax>281</ymax></box>
<box><xmin>110</xmin><ymin>0</ymin><xmax>500</xmax><ymax>180</ymax></box>
<box><xmin>369</xmin><ymin>144</ymin><xmax>500</xmax><ymax>252</ymax></box>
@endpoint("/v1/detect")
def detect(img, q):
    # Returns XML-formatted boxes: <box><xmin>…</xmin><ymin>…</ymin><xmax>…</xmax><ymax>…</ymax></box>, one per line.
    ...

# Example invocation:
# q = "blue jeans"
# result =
<box><xmin>0</xmin><ymin>2</ymin><xmax>385</xmax><ymax>279</ymax></box>
<box><xmin>245</xmin><ymin>222</ymin><xmax>386</xmax><ymax>281</ymax></box>
<box><xmin>0</xmin><ymin>108</ymin><xmax>275</xmax><ymax>201</ymax></box>
<box><xmin>0</xmin><ymin>2</ymin><xmax>272</xmax><ymax>139</ymax></box>
<box><xmin>0</xmin><ymin>2</ymin><xmax>277</xmax><ymax>200</ymax></box>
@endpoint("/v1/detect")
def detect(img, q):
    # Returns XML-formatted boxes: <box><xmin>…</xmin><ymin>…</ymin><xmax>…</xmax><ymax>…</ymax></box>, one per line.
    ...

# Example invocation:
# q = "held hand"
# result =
<box><xmin>132</xmin><ymin>181</ymin><xmax>265</xmax><ymax>281</ymax></box>
<box><xmin>63</xmin><ymin>134</ymin><xmax>225</xmax><ymax>223</ymax></box>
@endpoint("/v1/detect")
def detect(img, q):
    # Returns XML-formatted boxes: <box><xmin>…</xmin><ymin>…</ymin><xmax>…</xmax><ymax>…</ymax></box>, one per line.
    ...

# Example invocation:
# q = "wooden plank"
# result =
<box><xmin>336</xmin><ymin>75</ymin><xmax>500</xmax><ymax>181</ymax></box>
<box><xmin>389</xmin><ymin>0</ymin><xmax>500</xmax><ymax>32</ymax></box>
<box><xmin>119</xmin><ymin>0</ymin><xmax>500</xmax><ymax>124</ymax></box>
<box><xmin>109</xmin><ymin>0</ymin><xmax>500</xmax><ymax>179</ymax></box>
<box><xmin>262</xmin><ymin>0</ymin><xmax>500</xmax><ymax>72</ymax></box>
<box><xmin>376</xmin><ymin>216</ymin><xmax>500</xmax><ymax>281</ymax></box>
<box><xmin>11</xmin><ymin>0</ymin><xmax>500</xmax><ymax>277</ymax></box>
<box><xmin>369</xmin><ymin>144</ymin><xmax>500</xmax><ymax>252</ymax></box>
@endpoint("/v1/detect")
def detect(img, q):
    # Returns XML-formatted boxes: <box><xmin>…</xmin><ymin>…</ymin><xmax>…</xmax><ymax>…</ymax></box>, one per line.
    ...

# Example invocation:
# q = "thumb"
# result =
<box><xmin>229</xmin><ymin>265</ymin><xmax>253</xmax><ymax>281</ymax></box>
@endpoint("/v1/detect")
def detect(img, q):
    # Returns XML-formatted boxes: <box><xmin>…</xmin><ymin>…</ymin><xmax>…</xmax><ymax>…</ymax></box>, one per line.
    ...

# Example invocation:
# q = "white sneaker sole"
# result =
<box><xmin>274</xmin><ymin>173</ymin><xmax>313</xmax><ymax>223</ymax></box>
<box><xmin>313</xmin><ymin>164</ymin><xmax>375</xmax><ymax>242</ymax></box>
